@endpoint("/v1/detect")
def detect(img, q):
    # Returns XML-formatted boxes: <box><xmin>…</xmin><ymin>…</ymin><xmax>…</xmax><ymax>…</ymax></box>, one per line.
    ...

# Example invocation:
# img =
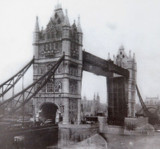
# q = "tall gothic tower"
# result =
<box><xmin>114</xmin><ymin>46</ymin><xmax>137</xmax><ymax>117</ymax></box>
<box><xmin>107</xmin><ymin>46</ymin><xmax>136</xmax><ymax>125</ymax></box>
<box><xmin>32</xmin><ymin>4</ymin><xmax>83</xmax><ymax>124</ymax></box>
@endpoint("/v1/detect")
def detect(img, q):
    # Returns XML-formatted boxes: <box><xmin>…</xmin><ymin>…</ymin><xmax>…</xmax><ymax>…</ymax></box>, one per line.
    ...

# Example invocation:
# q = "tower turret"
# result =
<box><xmin>33</xmin><ymin>16</ymin><xmax>40</xmax><ymax>59</ymax></box>
<box><xmin>77</xmin><ymin>16</ymin><xmax>83</xmax><ymax>45</ymax></box>
<box><xmin>62</xmin><ymin>9</ymin><xmax>70</xmax><ymax>56</ymax></box>
<box><xmin>55</xmin><ymin>2</ymin><xmax>62</xmax><ymax>11</ymax></box>
<box><xmin>63</xmin><ymin>9</ymin><xmax>70</xmax><ymax>26</ymax></box>
<box><xmin>115</xmin><ymin>46</ymin><xmax>137</xmax><ymax>117</ymax></box>
<box><xmin>33</xmin><ymin>16</ymin><xmax>40</xmax><ymax>42</ymax></box>
<box><xmin>77</xmin><ymin>16</ymin><xmax>82</xmax><ymax>33</ymax></box>
<box><xmin>32</xmin><ymin>4</ymin><xmax>83</xmax><ymax>125</ymax></box>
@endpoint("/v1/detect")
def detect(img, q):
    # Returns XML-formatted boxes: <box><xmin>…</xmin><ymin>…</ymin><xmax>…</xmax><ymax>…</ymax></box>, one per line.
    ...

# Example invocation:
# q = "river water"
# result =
<box><xmin>1</xmin><ymin>127</ymin><xmax>160</xmax><ymax>149</ymax></box>
<box><xmin>0</xmin><ymin>125</ymin><xmax>58</xmax><ymax>149</ymax></box>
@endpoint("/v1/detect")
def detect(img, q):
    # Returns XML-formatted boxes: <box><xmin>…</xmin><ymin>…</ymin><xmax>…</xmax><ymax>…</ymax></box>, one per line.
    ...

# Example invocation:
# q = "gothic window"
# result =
<box><xmin>55</xmin><ymin>42</ymin><xmax>58</xmax><ymax>49</ymax></box>
<box><xmin>54</xmin><ymin>42</ymin><xmax>59</xmax><ymax>53</ymax></box>
<box><xmin>50</xmin><ymin>43</ymin><xmax>52</xmax><ymax>51</ymax></box>
<box><xmin>76</xmin><ymin>34</ymin><xmax>79</xmax><ymax>43</ymax></box>
<box><xmin>51</xmin><ymin>32</ymin><xmax>54</xmax><ymax>38</ymax></box>
<box><xmin>47</xmin><ymin>33</ymin><xmax>50</xmax><ymax>39</ymax></box>
<box><xmin>69</xmin><ymin>64</ymin><xmax>78</xmax><ymax>76</ymax></box>
<box><xmin>41</xmin><ymin>86</ymin><xmax>46</xmax><ymax>92</ymax></box>
<box><xmin>51</xmin><ymin>43</ymin><xmax>54</xmax><ymax>51</ymax></box>
<box><xmin>44</xmin><ymin>44</ymin><xmax>46</xmax><ymax>52</ymax></box>
<box><xmin>71</xmin><ymin>43</ymin><xmax>79</xmax><ymax>59</ymax></box>
<box><xmin>69</xmin><ymin>79</ymin><xmax>78</xmax><ymax>94</ymax></box>
<box><xmin>56</xmin><ymin>30</ymin><xmax>60</xmax><ymax>37</ymax></box>
<box><xmin>47</xmin><ymin>82</ymin><xmax>54</xmax><ymax>92</ymax></box>
<box><xmin>47</xmin><ymin>43</ymin><xmax>50</xmax><ymax>51</ymax></box>
<box><xmin>58</xmin><ymin>42</ymin><xmax>62</xmax><ymax>49</ymax></box>
<box><xmin>54</xmin><ymin>80</ymin><xmax>62</xmax><ymax>92</ymax></box>
<box><xmin>54</xmin><ymin>42</ymin><xmax>62</xmax><ymax>53</ymax></box>
<box><xmin>39</xmin><ymin>45</ymin><xmax>43</xmax><ymax>56</ymax></box>
<box><xmin>45</xmin><ymin>44</ymin><xmax>48</xmax><ymax>51</ymax></box>
<box><xmin>39</xmin><ymin>66</ymin><xmax>45</xmax><ymax>74</ymax></box>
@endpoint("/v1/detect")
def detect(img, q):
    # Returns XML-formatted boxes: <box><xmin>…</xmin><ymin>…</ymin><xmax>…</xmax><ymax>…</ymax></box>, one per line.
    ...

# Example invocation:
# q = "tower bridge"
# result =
<box><xmin>0</xmin><ymin>4</ymin><xmax>137</xmax><ymax>126</ymax></box>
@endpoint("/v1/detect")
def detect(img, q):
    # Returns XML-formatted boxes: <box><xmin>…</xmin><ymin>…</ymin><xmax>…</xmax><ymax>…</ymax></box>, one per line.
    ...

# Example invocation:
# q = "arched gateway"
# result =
<box><xmin>32</xmin><ymin>4</ymin><xmax>136</xmax><ymax>125</ymax></box>
<box><xmin>39</xmin><ymin>102</ymin><xmax>58</xmax><ymax>123</ymax></box>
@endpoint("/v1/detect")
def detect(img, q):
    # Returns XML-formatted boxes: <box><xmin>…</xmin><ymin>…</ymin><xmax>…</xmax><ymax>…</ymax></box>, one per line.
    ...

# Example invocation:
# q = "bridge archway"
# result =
<box><xmin>39</xmin><ymin>102</ymin><xmax>58</xmax><ymax>124</ymax></box>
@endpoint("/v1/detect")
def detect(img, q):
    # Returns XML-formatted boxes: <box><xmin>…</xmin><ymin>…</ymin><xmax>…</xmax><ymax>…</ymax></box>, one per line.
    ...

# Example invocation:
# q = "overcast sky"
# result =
<box><xmin>0</xmin><ymin>0</ymin><xmax>160</xmax><ymax>103</ymax></box>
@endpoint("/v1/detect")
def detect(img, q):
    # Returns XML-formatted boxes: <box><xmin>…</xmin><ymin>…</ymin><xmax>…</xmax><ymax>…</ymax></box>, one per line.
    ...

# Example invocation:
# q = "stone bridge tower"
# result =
<box><xmin>32</xmin><ymin>4</ymin><xmax>83</xmax><ymax>124</ymax></box>
<box><xmin>107</xmin><ymin>46</ymin><xmax>136</xmax><ymax>125</ymax></box>
<box><xmin>114</xmin><ymin>46</ymin><xmax>137</xmax><ymax>117</ymax></box>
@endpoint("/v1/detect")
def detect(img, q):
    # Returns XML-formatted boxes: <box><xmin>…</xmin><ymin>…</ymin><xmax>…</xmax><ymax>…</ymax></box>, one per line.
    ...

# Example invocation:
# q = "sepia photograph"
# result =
<box><xmin>0</xmin><ymin>0</ymin><xmax>160</xmax><ymax>148</ymax></box>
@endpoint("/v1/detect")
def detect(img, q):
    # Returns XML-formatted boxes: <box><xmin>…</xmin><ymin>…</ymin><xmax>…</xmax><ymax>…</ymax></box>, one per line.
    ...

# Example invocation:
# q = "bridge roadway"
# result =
<box><xmin>83</xmin><ymin>51</ymin><xmax>129</xmax><ymax>77</ymax></box>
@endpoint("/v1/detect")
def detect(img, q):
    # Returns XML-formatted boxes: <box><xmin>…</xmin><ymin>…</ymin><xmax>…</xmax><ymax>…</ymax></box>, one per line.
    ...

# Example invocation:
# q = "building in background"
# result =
<box><xmin>81</xmin><ymin>93</ymin><xmax>107</xmax><ymax>117</ymax></box>
<box><xmin>145</xmin><ymin>96</ymin><xmax>160</xmax><ymax>107</ymax></box>
<box><xmin>136</xmin><ymin>96</ymin><xmax>160</xmax><ymax>117</ymax></box>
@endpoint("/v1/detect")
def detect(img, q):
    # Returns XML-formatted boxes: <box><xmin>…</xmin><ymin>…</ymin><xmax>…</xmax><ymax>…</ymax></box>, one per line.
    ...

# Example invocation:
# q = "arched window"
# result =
<box><xmin>54</xmin><ymin>80</ymin><xmax>62</xmax><ymax>92</ymax></box>
<box><xmin>47</xmin><ymin>82</ymin><xmax>54</xmax><ymax>92</ymax></box>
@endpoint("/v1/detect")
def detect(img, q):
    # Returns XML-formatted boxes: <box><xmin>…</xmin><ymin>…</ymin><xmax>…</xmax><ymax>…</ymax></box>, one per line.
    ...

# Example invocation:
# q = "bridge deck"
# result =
<box><xmin>83</xmin><ymin>51</ymin><xmax>129</xmax><ymax>77</ymax></box>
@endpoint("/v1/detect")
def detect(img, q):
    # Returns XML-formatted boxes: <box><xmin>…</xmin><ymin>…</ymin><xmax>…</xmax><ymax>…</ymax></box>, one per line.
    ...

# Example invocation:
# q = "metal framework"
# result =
<box><xmin>0</xmin><ymin>59</ymin><xmax>34</xmax><ymax>100</ymax></box>
<box><xmin>136</xmin><ymin>85</ymin><xmax>159</xmax><ymax>123</ymax></box>
<box><xmin>0</xmin><ymin>55</ymin><xmax>64</xmax><ymax>117</ymax></box>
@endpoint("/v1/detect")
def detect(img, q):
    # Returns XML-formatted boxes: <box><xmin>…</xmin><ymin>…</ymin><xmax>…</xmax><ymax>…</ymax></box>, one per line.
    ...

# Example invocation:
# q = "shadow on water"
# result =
<box><xmin>0</xmin><ymin>125</ymin><xmax>58</xmax><ymax>149</ymax></box>
<box><xmin>101</xmin><ymin>133</ymin><xmax>160</xmax><ymax>149</ymax></box>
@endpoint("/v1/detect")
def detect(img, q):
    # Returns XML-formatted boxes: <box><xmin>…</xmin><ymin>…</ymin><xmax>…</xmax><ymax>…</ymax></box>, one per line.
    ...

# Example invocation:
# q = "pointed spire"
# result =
<box><xmin>35</xmin><ymin>16</ymin><xmax>40</xmax><ymax>32</ymax></box>
<box><xmin>129</xmin><ymin>50</ymin><xmax>131</xmax><ymax>58</ymax></box>
<box><xmin>119</xmin><ymin>45</ymin><xmax>124</xmax><ymax>50</ymax></box>
<box><xmin>55</xmin><ymin>0</ymin><xmax>62</xmax><ymax>10</ymax></box>
<box><xmin>63</xmin><ymin>9</ymin><xmax>70</xmax><ymax>26</ymax></box>
<box><xmin>108</xmin><ymin>52</ymin><xmax>111</xmax><ymax>60</ymax></box>
<box><xmin>94</xmin><ymin>93</ymin><xmax>96</xmax><ymax>101</ymax></box>
<box><xmin>97</xmin><ymin>92</ymin><xmax>99</xmax><ymax>98</ymax></box>
<box><xmin>113</xmin><ymin>55</ymin><xmax>116</xmax><ymax>64</ymax></box>
<box><xmin>77</xmin><ymin>15</ymin><xmax>82</xmax><ymax>33</ymax></box>
<box><xmin>72</xmin><ymin>20</ymin><xmax>76</xmax><ymax>28</ymax></box>
<box><xmin>133</xmin><ymin>53</ymin><xmax>135</xmax><ymax>61</ymax></box>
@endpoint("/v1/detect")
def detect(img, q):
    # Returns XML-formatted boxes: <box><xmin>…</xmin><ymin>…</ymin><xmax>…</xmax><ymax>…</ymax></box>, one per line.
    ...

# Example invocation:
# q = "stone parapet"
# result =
<box><xmin>125</xmin><ymin>117</ymin><xmax>148</xmax><ymax>129</ymax></box>
<box><xmin>58</xmin><ymin>124</ymin><xmax>98</xmax><ymax>147</ymax></box>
